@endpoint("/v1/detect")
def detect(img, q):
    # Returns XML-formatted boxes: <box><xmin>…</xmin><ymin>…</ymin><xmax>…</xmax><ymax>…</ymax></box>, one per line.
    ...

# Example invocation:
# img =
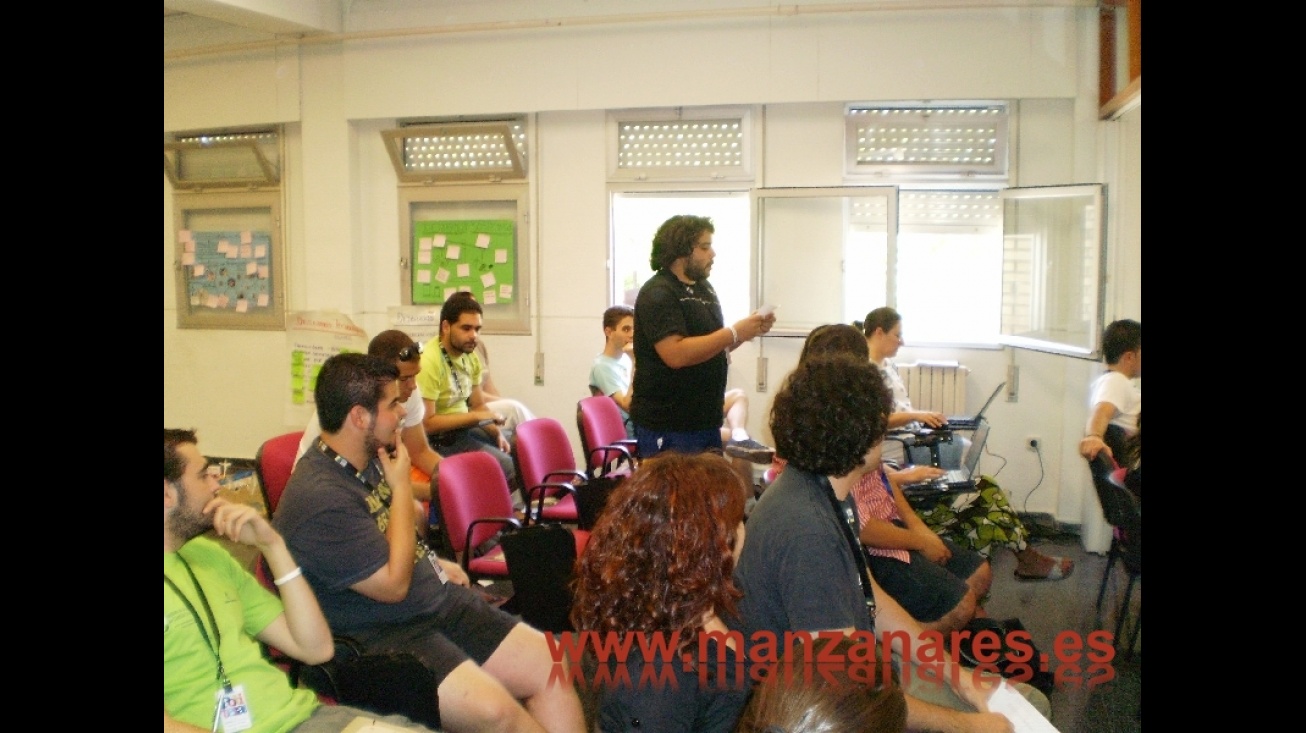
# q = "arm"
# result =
<box><xmin>349</xmin><ymin>442</ymin><xmax>418</xmax><ymax>603</ymax></box>
<box><xmin>1079</xmin><ymin>401</ymin><xmax>1119</xmax><ymax>459</ymax></box>
<box><xmin>858</xmin><ymin>471</ymin><xmax>950</xmax><ymax>563</ymax></box>
<box><xmin>421</xmin><ymin>398</ymin><xmax>502</xmax><ymax>435</ymax></box>
<box><xmin>205</xmin><ymin>499</ymin><xmax>333</xmax><ymax>665</ymax></box>
<box><xmin>401</xmin><ymin>423</ymin><xmax>440</xmax><ymax>500</ymax></box>
<box><xmin>889</xmin><ymin>410</ymin><xmax>947</xmax><ymax>429</ymax></box>
<box><xmin>653</xmin><ymin>312</ymin><xmax>776</xmax><ymax>369</ymax></box>
<box><xmin>468</xmin><ymin>384</ymin><xmax>510</xmax><ymax>452</ymax></box>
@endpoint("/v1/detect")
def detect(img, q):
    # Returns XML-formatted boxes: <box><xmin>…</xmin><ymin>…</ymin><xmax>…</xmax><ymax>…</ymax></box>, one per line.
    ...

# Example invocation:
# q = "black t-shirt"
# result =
<box><xmin>630</xmin><ymin>269</ymin><xmax>727</xmax><ymax>431</ymax></box>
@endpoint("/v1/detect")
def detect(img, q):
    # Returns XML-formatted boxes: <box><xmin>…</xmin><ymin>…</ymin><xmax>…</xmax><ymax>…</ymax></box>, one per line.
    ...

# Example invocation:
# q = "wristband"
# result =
<box><xmin>727</xmin><ymin>325</ymin><xmax>739</xmax><ymax>345</ymax></box>
<box><xmin>273</xmin><ymin>566</ymin><xmax>304</xmax><ymax>586</ymax></box>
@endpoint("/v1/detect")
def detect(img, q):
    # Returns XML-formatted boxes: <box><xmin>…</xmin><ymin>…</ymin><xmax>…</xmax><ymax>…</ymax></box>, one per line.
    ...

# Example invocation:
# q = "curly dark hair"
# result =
<box><xmin>571</xmin><ymin>452</ymin><xmax>746</xmax><ymax>649</ymax></box>
<box><xmin>770</xmin><ymin>354</ymin><xmax>890</xmax><ymax>478</ymax></box>
<box><xmin>649</xmin><ymin>214</ymin><xmax>714</xmax><ymax>271</ymax></box>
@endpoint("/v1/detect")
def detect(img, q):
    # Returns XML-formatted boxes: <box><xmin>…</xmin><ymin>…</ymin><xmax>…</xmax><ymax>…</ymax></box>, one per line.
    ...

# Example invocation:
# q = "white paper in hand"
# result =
<box><xmin>987</xmin><ymin>680</ymin><xmax>1060</xmax><ymax>733</ymax></box>
<box><xmin>756</xmin><ymin>304</ymin><xmax>777</xmax><ymax>317</ymax></box>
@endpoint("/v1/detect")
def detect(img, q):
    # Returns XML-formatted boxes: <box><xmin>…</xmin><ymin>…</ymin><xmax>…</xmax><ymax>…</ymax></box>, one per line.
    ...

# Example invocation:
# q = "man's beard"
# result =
<box><xmin>169</xmin><ymin>483</ymin><xmax>213</xmax><ymax>543</ymax></box>
<box><xmin>684</xmin><ymin>259</ymin><xmax>710</xmax><ymax>282</ymax></box>
<box><xmin>362</xmin><ymin>414</ymin><xmax>393</xmax><ymax>460</ymax></box>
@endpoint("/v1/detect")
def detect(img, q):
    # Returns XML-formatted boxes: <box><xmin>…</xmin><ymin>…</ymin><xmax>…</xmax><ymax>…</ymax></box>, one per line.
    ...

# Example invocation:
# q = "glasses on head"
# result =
<box><xmin>398</xmin><ymin>342</ymin><xmax>423</xmax><ymax>361</ymax></box>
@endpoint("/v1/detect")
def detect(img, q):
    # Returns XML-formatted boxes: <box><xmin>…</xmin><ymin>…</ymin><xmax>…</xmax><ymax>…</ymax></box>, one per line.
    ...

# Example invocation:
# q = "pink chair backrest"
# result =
<box><xmin>256</xmin><ymin>431</ymin><xmax>305</xmax><ymax>516</ymax></box>
<box><xmin>576</xmin><ymin>396</ymin><xmax>629</xmax><ymax>474</ymax></box>
<box><xmin>438</xmin><ymin>452</ymin><xmax>516</xmax><ymax>554</ymax></box>
<box><xmin>515</xmin><ymin>417</ymin><xmax>579</xmax><ymax>491</ymax></box>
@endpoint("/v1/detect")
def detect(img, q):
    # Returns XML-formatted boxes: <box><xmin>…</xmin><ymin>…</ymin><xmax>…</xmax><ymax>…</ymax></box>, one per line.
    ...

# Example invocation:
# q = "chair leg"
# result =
<box><xmin>1123</xmin><ymin>574</ymin><xmax>1141</xmax><ymax>659</ymax></box>
<box><xmin>1095</xmin><ymin>545</ymin><xmax>1117</xmax><ymax>613</ymax></box>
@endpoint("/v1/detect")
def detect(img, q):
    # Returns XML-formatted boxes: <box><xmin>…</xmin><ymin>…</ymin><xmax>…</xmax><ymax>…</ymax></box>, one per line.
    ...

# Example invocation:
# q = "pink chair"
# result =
<box><xmin>255</xmin><ymin>430</ymin><xmax>305</xmax><ymax>517</ymax></box>
<box><xmin>575</xmin><ymin>396</ymin><xmax>638</xmax><ymax>479</ymax></box>
<box><xmin>437</xmin><ymin>451</ymin><xmax>521</xmax><ymax>580</ymax></box>
<box><xmin>513</xmin><ymin>417</ymin><xmax>583</xmax><ymax>524</ymax></box>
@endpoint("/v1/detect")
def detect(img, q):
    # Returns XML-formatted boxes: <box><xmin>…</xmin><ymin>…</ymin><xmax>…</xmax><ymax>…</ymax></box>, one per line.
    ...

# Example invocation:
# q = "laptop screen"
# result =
<box><xmin>961</xmin><ymin>423</ymin><xmax>991</xmax><ymax>477</ymax></box>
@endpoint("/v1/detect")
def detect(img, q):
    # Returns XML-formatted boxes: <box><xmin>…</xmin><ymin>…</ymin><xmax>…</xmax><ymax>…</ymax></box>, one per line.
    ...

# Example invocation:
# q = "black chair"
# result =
<box><xmin>1087</xmin><ymin>452</ymin><xmax>1141</xmax><ymax>658</ymax></box>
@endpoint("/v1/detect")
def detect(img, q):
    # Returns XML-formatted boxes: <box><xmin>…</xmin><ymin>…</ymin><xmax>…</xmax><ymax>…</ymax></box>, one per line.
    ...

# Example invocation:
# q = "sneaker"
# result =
<box><xmin>725</xmin><ymin>438</ymin><xmax>775</xmax><ymax>464</ymax></box>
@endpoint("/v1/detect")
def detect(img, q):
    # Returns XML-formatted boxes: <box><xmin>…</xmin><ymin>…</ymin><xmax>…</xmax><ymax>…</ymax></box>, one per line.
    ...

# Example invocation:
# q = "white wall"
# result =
<box><xmin>165</xmin><ymin>5</ymin><xmax>1139</xmax><ymax>532</ymax></box>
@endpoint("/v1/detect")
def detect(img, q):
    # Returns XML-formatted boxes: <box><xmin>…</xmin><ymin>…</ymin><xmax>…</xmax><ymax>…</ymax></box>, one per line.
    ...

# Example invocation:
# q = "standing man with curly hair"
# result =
<box><xmin>630</xmin><ymin>215</ymin><xmax>776</xmax><ymax>493</ymax></box>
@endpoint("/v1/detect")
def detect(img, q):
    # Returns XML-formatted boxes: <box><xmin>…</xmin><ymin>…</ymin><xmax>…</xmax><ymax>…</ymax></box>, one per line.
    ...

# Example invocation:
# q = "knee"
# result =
<box><xmin>926</xmin><ymin>591</ymin><xmax>976</xmax><ymax>634</ymax></box>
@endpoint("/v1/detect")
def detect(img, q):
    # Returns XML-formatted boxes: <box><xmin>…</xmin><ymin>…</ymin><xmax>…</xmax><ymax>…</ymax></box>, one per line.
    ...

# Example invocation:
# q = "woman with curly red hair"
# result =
<box><xmin>571</xmin><ymin>451</ymin><xmax>750</xmax><ymax>733</ymax></box>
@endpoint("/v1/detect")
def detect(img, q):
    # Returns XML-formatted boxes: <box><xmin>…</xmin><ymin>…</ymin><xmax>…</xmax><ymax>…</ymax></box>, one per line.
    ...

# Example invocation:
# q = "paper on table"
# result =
<box><xmin>988</xmin><ymin>680</ymin><xmax>1060</xmax><ymax>733</ymax></box>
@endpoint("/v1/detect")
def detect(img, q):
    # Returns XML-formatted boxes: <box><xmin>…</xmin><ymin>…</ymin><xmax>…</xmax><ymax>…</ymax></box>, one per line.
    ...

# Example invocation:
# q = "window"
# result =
<box><xmin>845</xmin><ymin>102</ymin><xmax>1008</xmax><ymax>180</ymax></box>
<box><xmin>610</xmin><ymin>193</ymin><xmax>750</xmax><ymax>319</ymax></box>
<box><xmin>608</xmin><ymin>107</ymin><xmax>754</xmax><ymax>182</ymax></box>
<box><xmin>382</xmin><ymin>118</ymin><xmax>528</xmax><ymax>184</ymax></box>
<box><xmin>838</xmin><ymin>102</ymin><xmax>1011</xmax><ymax>345</ymax></box>
<box><xmin>164</xmin><ymin>127</ymin><xmax>280</xmax><ymax>190</ymax></box>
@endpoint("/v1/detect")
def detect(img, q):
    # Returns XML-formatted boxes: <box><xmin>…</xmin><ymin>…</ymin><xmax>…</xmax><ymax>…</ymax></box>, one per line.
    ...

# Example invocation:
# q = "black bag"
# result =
<box><xmin>576</xmin><ymin>473</ymin><xmax>625</xmax><ymax>531</ymax></box>
<box><xmin>956</xmin><ymin>617</ymin><xmax>1054</xmax><ymax>697</ymax></box>
<box><xmin>500</xmin><ymin>523</ymin><xmax>579</xmax><ymax>632</ymax></box>
<box><xmin>300</xmin><ymin>637</ymin><xmax>440</xmax><ymax>728</ymax></box>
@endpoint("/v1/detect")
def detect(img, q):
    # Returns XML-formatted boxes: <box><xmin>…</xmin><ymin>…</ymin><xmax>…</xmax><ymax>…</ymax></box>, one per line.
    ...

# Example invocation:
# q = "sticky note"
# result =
<box><xmin>181</xmin><ymin>252</ymin><xmax>195</xmax><ymax>266</ymax></box>
<box><xmin>499</xmin><ymin>284</ymin><xmax>513</xmax><ymax>299</ymax></box>
<box><xmin>417</xmin><ymin>270</ymin><xmax>432</xmax><ymax>283</ymax></box>
<box><xmin>457</xmin><ymin>264</ymin><xmax>470</xmax><ymax>278</ymax></box>
<box><xmin>433</xmin><ymin>234</ymin><xmax>446</xmax><ymax>248</ymax></box>
<box><xmin>494</xmin><ymin>249</ymin><xmax>508</xmax><ymax>264</ymax></box>
<box><xmin>435</xmin><ymin>268</ymin><xmax>450</xmax><ymax>284</ymax></box>
<box><xmin>236</xmin><ymin>299</ymin><xmax>249</xmax><ymax>313</ymax></box>
<box><xmin>476</xmin><ymin>233</ymin><xmax>491</xmax><ymax>249</ymax></box>
<box><xmin>246</xmin><ymin>261</ymin><xmax>258</xmax><ymax>276</ymax></box>
<box><xmin>447</xmin><ymin>245</ymin><xmax>461</xmax><ymax>260</ymax></box>
<box><xmin>254</xmin><ymin>245</ymin><xmax>267</xmax><ymax>258</ymax></box>
<box><xmin>240</xmin><ymin>244</ymin><xmax>253</xmax><ymax>258</ymax></box>
<box><xmin>257</xmin><ymin>293</ymin><xmax>270</xmax><ymax>307</ymax></box>
<box><xmin>193</xmin><ymin>264</ymin><xmax>206</xmax><ymax>277</ymax></box>
<box><xmin>258</xmin><ymin>266</ymin><xmax>269</xmax><ymax>279</ymax></box>
<box><xmin>481</xmin><ymin>272</ymin><xmax>496</xmax><ymax>288</ymax></box>
<box><xmin>241</xmin><ymin>231</ymin><xmax>253</xmax><ymax>244</ymax></box>
<box><xmin>419</xmin><ymin>237</ymin><xmax>432</xmax><ymax>251</ymax></box>
<box><xmin>483</xmin><ymin>290</ymin><xmax>497</xmax><ymax>304</ymax></box>
<box><xmin>418</xmin><ymin>250</ymin><xmax>432</xmax><ymax>265</ymax></box>
<box><xmin>178</xmin><ymin>229</ymin><xmax>193</xmax><ymax>242</ymax></box>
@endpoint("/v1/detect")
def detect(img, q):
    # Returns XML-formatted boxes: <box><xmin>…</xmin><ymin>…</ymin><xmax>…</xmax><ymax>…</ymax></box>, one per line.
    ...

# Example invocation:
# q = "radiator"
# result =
<box><xmin>897</xmin><ymin>362</ymin><xmax>969</xmax><ymax>414</ymax></box>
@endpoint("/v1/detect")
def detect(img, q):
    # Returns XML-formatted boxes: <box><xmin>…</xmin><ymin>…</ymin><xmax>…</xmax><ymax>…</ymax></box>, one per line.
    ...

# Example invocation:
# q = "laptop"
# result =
<box><xmin>940</xmin><ymin>382</ymin><xmax>1005</xmax><ymax>431</ymax></box>
<box><xmin>900</xmin><ymin>422</ymin><xmax>990</xmax><ymax>497</ymax></box>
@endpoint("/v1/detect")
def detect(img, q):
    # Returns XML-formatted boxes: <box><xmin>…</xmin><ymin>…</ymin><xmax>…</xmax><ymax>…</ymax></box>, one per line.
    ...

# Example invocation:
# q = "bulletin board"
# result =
<box><xmin>411</xmin><ymin>219</ymin><xmax>517</xmax><ymax>306</ymax></box>
<box><xmin>399</xmin><ymin>184</ymin><xmax>531</xmax><ymax>334</ymax></box>
<box><xmin>172</xmin><ymin>190</ymin><xmax>285</xmax><ymax>330</ymax></box>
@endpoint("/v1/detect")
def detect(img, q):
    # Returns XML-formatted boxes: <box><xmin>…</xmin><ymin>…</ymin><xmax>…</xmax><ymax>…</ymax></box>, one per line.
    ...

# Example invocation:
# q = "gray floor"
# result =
<box><xmin>983</xmin><ymin>532</ymin><xmax>1141</xmax><ymax>733</ymax></box>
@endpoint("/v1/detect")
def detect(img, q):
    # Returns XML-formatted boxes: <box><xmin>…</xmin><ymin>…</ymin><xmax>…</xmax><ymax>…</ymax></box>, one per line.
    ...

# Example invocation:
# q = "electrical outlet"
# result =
<box><xmin>1026</xmin><ymin>436</ymin><xmax>1040</xmax><ymax>451</ymax></box>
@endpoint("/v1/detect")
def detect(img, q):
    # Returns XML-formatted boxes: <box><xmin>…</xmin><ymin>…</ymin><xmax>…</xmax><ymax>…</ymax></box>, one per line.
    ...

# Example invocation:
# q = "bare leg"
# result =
<box><xmin>437</xmin><ymin>659</ymin><xmax>547</xmax><ymax>733</ymax></box>
<box><xmin>722</xmin><ymin>388</ymin><xmax>748</xmax><ymax>437</ymax></box>
<box><xmin>480</xmin><ymin>624</ymin><xmax>586</xmax><ymax>733</ymax></box>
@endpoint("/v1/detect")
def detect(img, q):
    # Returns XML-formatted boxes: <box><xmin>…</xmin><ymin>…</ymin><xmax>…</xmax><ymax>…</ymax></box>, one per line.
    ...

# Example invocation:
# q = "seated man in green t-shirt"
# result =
<box><xmin>416</xmin><ymin>293</ymin><xmax>518</xmax><ymax>489</ymax></box>
<box><xmin>163</xmin><ymin>428</ymin><xmax>435</xmax><ymax>732</ymax></box>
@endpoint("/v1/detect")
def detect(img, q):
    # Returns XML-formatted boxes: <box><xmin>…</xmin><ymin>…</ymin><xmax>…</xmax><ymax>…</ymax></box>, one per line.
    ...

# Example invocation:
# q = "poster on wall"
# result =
<box><xmin>389</xmin><ymin>306</ymin><xmax>441</xmax><ymax>348</ymax></box>
<box><xmin>284</xmin><ymin>311</ymin><xmax>369</xmax><ymax>417</ymax></box>
<box><xmin>180</xmin><ymin>229</ymin><xmax>274</xmax><ymax>313</ymax></box>
<box><xmin>411</xmin><ymin>219</ymin><xmax>516</xmax><ymax>306</ymax></box>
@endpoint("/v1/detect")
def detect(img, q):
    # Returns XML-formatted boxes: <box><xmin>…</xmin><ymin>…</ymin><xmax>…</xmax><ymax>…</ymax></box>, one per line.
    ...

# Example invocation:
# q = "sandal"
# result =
<box><xmin>1014</xmin><ymin>555</ymin><xmax>1074</xmax><ymax>581</ymax></box>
